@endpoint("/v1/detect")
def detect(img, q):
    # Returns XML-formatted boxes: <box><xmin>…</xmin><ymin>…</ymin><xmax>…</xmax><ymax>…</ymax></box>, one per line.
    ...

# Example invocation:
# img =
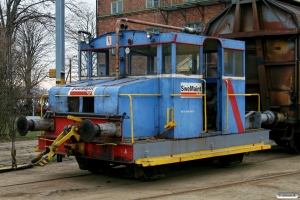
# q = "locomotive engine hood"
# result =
<box><xmin>48</xmin><ymin>77</ymin><xmax>158</xmax><ymax>115</ymax></box>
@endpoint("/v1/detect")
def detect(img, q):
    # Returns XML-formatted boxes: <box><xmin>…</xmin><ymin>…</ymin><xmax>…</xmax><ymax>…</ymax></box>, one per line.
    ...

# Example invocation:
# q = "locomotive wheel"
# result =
<box><xmin>295</xmin><ymin>133</ymin><xmax>300</xmax><ymax>153</ymax></box>
<box><xmin>218</xmin><ymin>153</ymin><xmax>244</xmax><ymax>168</ymax></box>
<box><xmin>139</xmin><ymin>168</ymin><xmax>158</xmax><ymax>181</ymax></box>
<box><xmin>137</xmin><ymin>165</ymin><xmax>169</xmax><ymax>181</ymax></box>
<box><xmin>289</xmin><ymin>130</ymin><xmax>300</xmax><ymax>154</ymax></box>
<box><xmin>218</xmin><ymin>156</ymin><xmax>231</xmax><ymax>167</ymax></box>
<box><xmin>274</xmin><ymin>139</ymin><xmax>288</xmax><ymax>147</ymax></box>
<box><xmin>75</xmin><ymin>156</ymin><xmax>111</xmax><ymax>173</ymax></box>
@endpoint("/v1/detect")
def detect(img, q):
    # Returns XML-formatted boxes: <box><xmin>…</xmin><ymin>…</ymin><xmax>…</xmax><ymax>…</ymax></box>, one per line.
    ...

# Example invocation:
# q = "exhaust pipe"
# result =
<box><xmin>17</xmin><ymin>116</ymin><xmax>54</xmax><ymax>136</ymax></box>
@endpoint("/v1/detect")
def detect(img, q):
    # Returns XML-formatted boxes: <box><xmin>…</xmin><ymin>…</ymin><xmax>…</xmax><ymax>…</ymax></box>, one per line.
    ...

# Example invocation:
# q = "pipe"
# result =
<box><xmin>46</xmin><ymin>111</ymin><xmax>127</xmax><ymax>119</ymax></box>
<box><xmin>115</xmin><ymin>18</ymin><xmax>190</xmax><ymax>80</ymax></box>
<box><xmin>55</xmin><ymin>0</ymin><xmax>65</xmax><ymax>85</ymax></box>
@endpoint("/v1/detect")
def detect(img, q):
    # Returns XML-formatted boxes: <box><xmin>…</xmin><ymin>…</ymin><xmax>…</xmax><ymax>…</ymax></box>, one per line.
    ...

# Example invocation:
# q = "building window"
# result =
<box><xmin>186</xmin><ymin>22</ymin><xmax>202</xmax><ymax>32</ymax></box>
<box><xmin>146</xmin><ymin>0</ymin><xmax>160</xmax><ymax>8</ymax></box>
<box><xmin>146</xmin><ymin>27</ymin><xmax>160</xmax><ymax>33</ymax></box>
<box><xmin>111</xmin><ymin>1</ymin><xmax>123</xmax><ymax>14</ymax></box>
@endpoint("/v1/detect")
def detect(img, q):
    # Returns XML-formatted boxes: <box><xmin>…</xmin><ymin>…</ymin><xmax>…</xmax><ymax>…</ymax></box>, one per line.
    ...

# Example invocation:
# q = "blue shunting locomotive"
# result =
<box><xmin>17</xmin><ymin>19</ymin><xmax>272</xmax><ymax>180</ymax></box>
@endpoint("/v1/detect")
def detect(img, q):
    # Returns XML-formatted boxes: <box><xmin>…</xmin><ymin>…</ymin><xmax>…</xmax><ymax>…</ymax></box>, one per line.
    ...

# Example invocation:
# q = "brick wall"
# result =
<box><xmin>95</xmin><ymin>0</ymin><xmax>229</xmax><ymax>76</ymax></box>
<box><xmin>97</xmin><ymin>0</ymin><xmax>229</xmax><ymax>35</ymax></box>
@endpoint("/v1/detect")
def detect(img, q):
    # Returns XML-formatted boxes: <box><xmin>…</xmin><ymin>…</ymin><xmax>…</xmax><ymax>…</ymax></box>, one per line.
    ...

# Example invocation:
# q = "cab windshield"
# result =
<box><xmin>79</xmin><ymin>43</ymin><xmax>202</xmax><ymax>78</ymax></box>
<box><xmin>80</xmin><ymin>45</ymin><xmax>158</xmax><ymax>78</ymax></box>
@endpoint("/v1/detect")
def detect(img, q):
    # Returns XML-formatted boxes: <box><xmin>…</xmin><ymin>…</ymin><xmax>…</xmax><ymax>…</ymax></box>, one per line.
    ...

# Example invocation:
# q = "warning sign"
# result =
<box><xmin>180</xmin><ymin>82</ymin><xmax>202</xmax><ymax>98</ymax></box>
<box><xmin>106</xmin><ymin>36</ymin><xmax>112</xmax><ymax>46</ymax></box>
<box><xmin>69</xmin><ymin>87</ymin><xmax>96</xmax><ymax>96</ymax></box>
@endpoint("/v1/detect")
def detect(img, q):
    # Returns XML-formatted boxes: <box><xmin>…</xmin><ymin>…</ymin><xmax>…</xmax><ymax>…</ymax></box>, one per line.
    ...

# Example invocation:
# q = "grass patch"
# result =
<box><xmin>1</xmin><ymin>131</ymin><xmax>40</xmax><ymax>143</ymax></box>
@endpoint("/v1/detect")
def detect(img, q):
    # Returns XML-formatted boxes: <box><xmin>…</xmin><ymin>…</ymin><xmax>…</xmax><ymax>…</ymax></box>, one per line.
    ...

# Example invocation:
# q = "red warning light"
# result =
<box><xmin>128</xmin><ymin>38</ymin><xmax>133</xmax><ymax>45</ymax></box>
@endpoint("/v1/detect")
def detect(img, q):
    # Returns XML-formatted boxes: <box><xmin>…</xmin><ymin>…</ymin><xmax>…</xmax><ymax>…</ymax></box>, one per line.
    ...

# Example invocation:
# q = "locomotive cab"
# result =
<box><xmin>17</xmin><ymin>19</ymin><xmax>271</xmax><ymax>180</ymax></box>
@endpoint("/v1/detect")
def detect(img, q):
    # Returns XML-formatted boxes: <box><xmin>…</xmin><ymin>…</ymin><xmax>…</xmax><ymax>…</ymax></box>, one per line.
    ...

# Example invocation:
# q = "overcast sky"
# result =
<box><xmin>41</xmin><ymin>0</ymin><xmax>97</xmax><ymax>90</ymax></box>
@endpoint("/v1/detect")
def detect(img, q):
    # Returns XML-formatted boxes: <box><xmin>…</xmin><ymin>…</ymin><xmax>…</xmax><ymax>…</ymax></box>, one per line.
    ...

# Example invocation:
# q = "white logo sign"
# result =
<box><xmin>180</xmin><ymin>82</ymin><xmax>202</xmax><ymax>98</ymax></box>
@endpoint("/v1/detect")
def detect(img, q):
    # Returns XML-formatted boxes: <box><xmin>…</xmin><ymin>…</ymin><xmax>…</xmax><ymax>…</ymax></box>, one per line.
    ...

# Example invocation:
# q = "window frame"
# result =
<box><xmin>146</xmin><ymin>0</ymin><xmax>160</xmax><ymax>8</ymax></box>
<box><xmin>111</xmin><ymin>0</ymin><xmax>123</xmax><ymax>14</ymax></box>
<box><xmin>146</xmin><ymin>27</ymin><xmax>160</xmax><ymax>33</ymax></box>
<box><xmin>223</xmin><ymin>49</ymin><xmax>244</xmax><ymax>77</ymax></box>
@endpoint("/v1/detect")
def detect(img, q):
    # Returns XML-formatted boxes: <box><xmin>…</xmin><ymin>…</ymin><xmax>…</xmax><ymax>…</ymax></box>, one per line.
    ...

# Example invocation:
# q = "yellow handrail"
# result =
<box><xmin>202</xmin><ymin>79</ymin><xmax>207</xmax><ymax>133</ymax></box>
<box><xmin>224</xmin><ymin>80</ymin><xmax>229</xmax><ymax>132</ymax></box>
<box><xmin>40</xmin><ymin>94</ymin><xmax>49</xmax><ymax>118</ymax></box>
<box><xmin>119</xmin><ymin>94</ymin><xmax>161</xmax><ymax>144</ymax></box>
<box><xmin>169</xmin><ymin>79</ymin><xmax>207</xmax><ymax>133</ymax></box>
<box><xmin>228</xmin><ymin>93</ymin><xmax>260</xmax><ymax>111</ymax></box>
<box><xmin>224</xmin><ymin>79</ymin><xmax>261</xmax><ymax>132</ymax></box>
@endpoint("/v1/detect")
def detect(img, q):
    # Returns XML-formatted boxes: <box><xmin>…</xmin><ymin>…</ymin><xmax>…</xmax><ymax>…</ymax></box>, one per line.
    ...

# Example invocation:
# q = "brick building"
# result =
<box><xmin>87</xmin><ymin>0</ymin><xmax>231</xmax><ymax>77</ymax></box>
<box><xmin>96</xmin><ymin>0</ymin><xmax>231</xmax><ymax>35</ymax></box>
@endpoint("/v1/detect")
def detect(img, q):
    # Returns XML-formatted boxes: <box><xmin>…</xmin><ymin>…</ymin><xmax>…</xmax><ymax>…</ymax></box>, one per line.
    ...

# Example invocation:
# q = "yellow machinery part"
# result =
<box><xmin>135</xmin><ymin>142</ymin><xmax>271</xmax><ymax>167</ymax></box>
<box><xmin>31</xmin><ymin>123</ymin><xmax>81</xmax><ymax>166</ymax></box>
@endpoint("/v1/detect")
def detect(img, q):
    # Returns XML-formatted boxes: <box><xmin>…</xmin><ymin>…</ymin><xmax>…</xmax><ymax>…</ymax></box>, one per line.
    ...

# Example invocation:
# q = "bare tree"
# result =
<box><xmin>65</xmin><ymin>3</ymin><xmax>96</xmax><ymax>81</ymax></box>
<box><xmin>0</xmin><ymin>27</ymin><xmax>9</xmax><ymax>137</ymax></box>
<box><xmin>0</xmin><ymin>0</ymin><xmax>93</xmax><ymax>139</ymax></box>
<box><xmin>15</xmin><ymin>20</ymin><xmax>53</xmax><ymax>95</ymax></box>
<box><xmin>0</xmin><ymin>0</ymin><xmax>55</xmax><ymax>139</ymax></box>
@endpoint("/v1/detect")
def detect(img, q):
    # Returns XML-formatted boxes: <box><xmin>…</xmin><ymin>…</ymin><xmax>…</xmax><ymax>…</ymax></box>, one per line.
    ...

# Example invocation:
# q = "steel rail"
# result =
<box><xmin>142</xmin><ymin>169</ymin><xmax>300</xmax><ymax>199</ymax></box>
<box><xmin>0</xmin><ymin>173</ymin><xmax>91</xmax><ymax>188</ymax></box>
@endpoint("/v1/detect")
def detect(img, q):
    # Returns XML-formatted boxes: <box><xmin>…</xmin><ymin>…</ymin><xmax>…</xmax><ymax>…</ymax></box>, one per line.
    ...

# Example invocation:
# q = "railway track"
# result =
<box><xmin>141</xmin><ymin>170</ymin><xmax>300</xmax><ymax>200</ymax></box>
<box><xmin>0</xmin><ymin>173</ymin><xmax>92</xmax><ymax>188</ymax></box>
<box><xmin>0</xmin><ymin>145</ymin><xmax>293</xmax><ymax>187</ymax></box>
<box><xmin>0</xmin><ymin>144</ymin><xmax>298</xmax><ymax>200</ymax></box>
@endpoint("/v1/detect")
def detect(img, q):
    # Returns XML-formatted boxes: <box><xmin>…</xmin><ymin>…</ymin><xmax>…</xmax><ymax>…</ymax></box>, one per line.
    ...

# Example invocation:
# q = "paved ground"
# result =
<box><xmin>0</xmin><ymin>140</ymin><xmax>299</xmax><ymax>200</ymax></box>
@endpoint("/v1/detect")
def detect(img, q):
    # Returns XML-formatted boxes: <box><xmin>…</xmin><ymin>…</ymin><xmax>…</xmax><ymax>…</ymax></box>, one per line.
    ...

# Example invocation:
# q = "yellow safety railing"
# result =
<box><xmin>170</xmin><ymin>79</ymin><xmax>207</xmax><ymax>133</ymax></box>
<box><xmin>224</xmin><ymin>80</ymin><xmax>260</xmax><ymax>132</ymax></box>
<box><xmin>40</xmin><ymin>94</ymin><xmax>49</xmax><ymax>118</ymax></box>
<box><xmin>164</xmin><ymin>108</ymin><xmax>176</xmax><ymax>129</ymax></box>
<box><xmin>119</xmin><ymin>94</ymin><xmax>161</xmax><ymax>144</ymax></box>
<box><xmin>224</xmin><ymin>80</ymin><xmax>229</xmax><ymax>132</ymax></box>
<box><xmin>228</xmin><ymin>94</ymin><xmax>260</xmax><ymax>111</ymax></box>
